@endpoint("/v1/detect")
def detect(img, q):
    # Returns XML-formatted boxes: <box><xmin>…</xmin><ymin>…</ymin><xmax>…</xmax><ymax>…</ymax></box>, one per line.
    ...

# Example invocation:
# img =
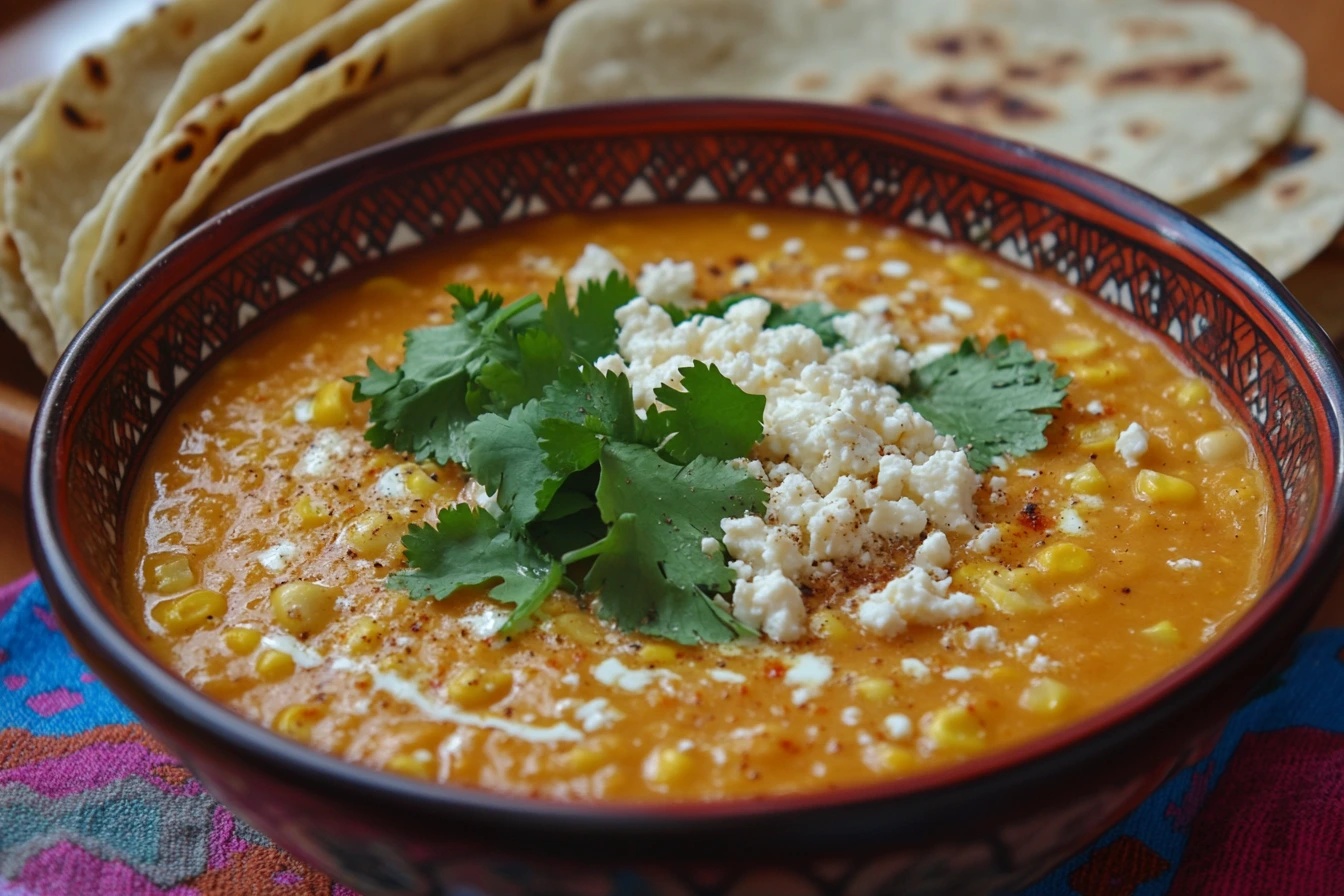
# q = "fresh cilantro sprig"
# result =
<box><xmin>901</xmin><ymin>335</ymin><xmax>1070</xmax><ymax>472</ymax></box>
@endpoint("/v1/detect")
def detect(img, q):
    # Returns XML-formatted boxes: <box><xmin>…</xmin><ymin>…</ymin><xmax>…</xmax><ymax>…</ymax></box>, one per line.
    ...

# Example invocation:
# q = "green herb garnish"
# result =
<box><xmin>902</xmin><ymin>335</ymin><xmax>1071</xmax><ymax>473</ymax></box>
<box><xmin>353</xmin><ymin>275</ymin><xmax>1067</xmax><ymax>642</ymax></box>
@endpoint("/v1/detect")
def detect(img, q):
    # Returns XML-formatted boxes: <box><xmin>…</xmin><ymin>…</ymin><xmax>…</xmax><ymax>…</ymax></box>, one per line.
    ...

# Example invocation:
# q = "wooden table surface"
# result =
<box><xmin>1</xmin><ymin>0</ymin><xmax>1343</xmax><ymax>626</ymax></box>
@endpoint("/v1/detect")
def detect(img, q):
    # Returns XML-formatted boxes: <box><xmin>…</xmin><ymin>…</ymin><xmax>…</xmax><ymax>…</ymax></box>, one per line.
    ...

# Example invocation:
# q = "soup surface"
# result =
<box><xmin>123</xmin><ymin>207</ymin><xmax>1272</xmax><ymax>801</ymax></box>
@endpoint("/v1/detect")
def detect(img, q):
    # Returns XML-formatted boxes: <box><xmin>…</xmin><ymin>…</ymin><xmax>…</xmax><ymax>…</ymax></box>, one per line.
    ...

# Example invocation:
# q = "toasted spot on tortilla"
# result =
<box><xmin>173</xmin><ymin>142</ymin><xmax>194</xmax><ymax>163</ymax></box>
<box><xmin>184</xmin><ymin>121</ymin><xmax>206</xmax><ymax>138</ymax></box>
<box><xmin>1086</xmin><ymin>146</ymin><xmax>1110</xmax><ymax>163</ymax></box>
<box><xmin>905</xmin><ymin>82</ymin><xmax>1054</xmax><ymax>125</ymax></box>
<box><xmin>370</xmin><ymin>53</ymin><xmax>388</xmax><ymax>82</ymax></box>
<box><xmin>243</xmin><ymin>25</ymin><xmax>265</xmax><ymax>43</ymax></box>
<box><xmin>344</xmin><ymin>62</ymin><xmax>360</xmax><ymax>86</ymax></box>
<box><xmin>82</xmin><ymin>55</ymin><xmax>109</xmax><ymax>88</ymax></box>
<box><xmin>116</xmin><ymin>231</ymin><xmax>126</xmax><ymax>247</ymax></box>
<box><xmin>216</xmin><ymin>119</ymin><xmax>239</xmax><ymax>147</ymax></box>
<box><xmin>1117</xmin><ymin>18</ymin><xmax>1192</xmax><ymax>42</ymax></box>
<box><xmin>852</xmin><ymin>71</ymin><xmax>899</xmax><ymax>107</ymax></box>
<box><xmin>1100</xmin><ymin>55</ymin><xmax>1243</xmax><ymax>92</ymax></box>
<box><xmin>794</xmin><ymin>70</ymin><xmax>831</xmax><ymax>92</ymax></box>
<box><xmin>1002</xmin><ymin>51</ymin><xmax>1083</xmax><ymax>87</ymax></box>
<box><xmin>60</xmin><ymin>103</ymin><xmax>101</xmax><ymax>130</ymax></box>
<box><xmin>914</xmin><ymin>27</ymin><xmax>1004</xmax><ymax>58</ymax></box>
<box><xmin>1273</xmin><ymin>179</ymin><xmax>1305</xmax><ymax>205</ymax></box>
<box><xmin>1125</xmin><ymin>119</ymin><xmax>1163</xmax><ymax>141</ymax></box>
<box><xmin>301</xmin><ymin>47</ymin><xmax>331</xmax><ymax>76</ymax></box>
<box><xmin>175</xmin><ymin>17</ymin><xmax>196</xmax><ymax>40</ymax></box>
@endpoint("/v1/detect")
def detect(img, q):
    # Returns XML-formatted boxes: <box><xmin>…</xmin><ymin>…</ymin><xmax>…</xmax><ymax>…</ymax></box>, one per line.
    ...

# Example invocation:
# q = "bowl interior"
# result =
<box><xmin>35</xmin><ymin>99</ymin><xmax>1344</xmax><ymax>794</ymax></box>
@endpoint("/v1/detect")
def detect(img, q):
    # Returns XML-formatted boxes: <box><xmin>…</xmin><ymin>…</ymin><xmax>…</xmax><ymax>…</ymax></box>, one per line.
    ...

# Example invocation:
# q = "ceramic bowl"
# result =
<box><xmin>28</xmin><ymin>100</ymin><xmax>1344</xmax><ymax>896</ymax></box>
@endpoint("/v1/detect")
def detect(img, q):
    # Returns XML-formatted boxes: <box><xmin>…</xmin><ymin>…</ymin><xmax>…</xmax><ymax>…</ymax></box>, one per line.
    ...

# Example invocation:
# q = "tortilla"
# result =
<box><xmin>53</xmin><ymin>0</ymin><xmax>360</xmax><ymax>347</ymax></box>
<box><xmin>139</xmin><ymin>0</ymin><xmax>573</xmax><ymax>269</ymax></box>
<box><xmin>532</xmin><ymin>0</ymin><xmax>1304</xmax><ymax>204</ymax></box>
<box><xmin>2</xmin><ymin>0</ymin><xmax>254</xmax><ymax>343</ymax></box>
<box><xmin>421</xmin><ymin>60</ymin><xmax>539</xmax><ymax>129</ymax></box>
<box><xmin>78</xmin><ymin>0</ymin><xmax>422</xmax><ymax>332</ymax></box>
<box><xmin>0</xmin><ymin>82</ymin><xmax>56</xmax><ymax>371</ymax></box>
<box><xmin>204</xmin><ymin>36</ymin><xmax>544</xmax><ymax>215</ymax></box>
<box><xmin>1186</xmin><ymin>99</ymin><xmax>1344</xmax><ymax>281</ymax></box>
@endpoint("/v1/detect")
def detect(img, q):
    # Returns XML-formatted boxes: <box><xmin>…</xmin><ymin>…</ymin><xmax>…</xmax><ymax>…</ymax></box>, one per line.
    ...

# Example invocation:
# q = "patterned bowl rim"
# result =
<box><xmin>27</xmin><ymin>99</ymin><xmax>1344</xmax><ymax>832</ymax></box>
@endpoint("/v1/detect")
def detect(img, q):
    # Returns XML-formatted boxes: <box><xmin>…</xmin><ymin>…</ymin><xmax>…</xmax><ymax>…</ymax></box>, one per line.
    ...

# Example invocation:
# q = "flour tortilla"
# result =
<box><xmin>204</xmin><ymin>36</ymin><xmax>543</xmax><ymax>216</ymax></box>
<box><xmin>421</xmin><ymin>59</ymin><xmax>539</xmax><ymax>129</ymax></box>
<box><xmin>78</xmin><ymin>0</ymin><xmax>421</xmax><ymax>333</ymax></box>
<box><xmin>533</xmin><ymin>0</ymin><xmax>1304</xmax><ymax>204</ymax></box>
<box><xmin>54</xmin><ymin>0</ymin><xmax>359</xmax><ymax>347</ymax></box>
<box><xmin>2</xmin><ymin>0</ymin><xmax>254</xmax><ymax>344</ymax></box>
<box><xmin>140</xmin><ymin>0</ymin><xmax>573</xmax><ymax>268</ymax></box>
<box><xmin>0</xmin><ymin>81</ymin><xmax>56</xmax><ymax>371</ymax></box>
<box><xmin>1187</xmin><ymin>99</ymin><xmax>1344</xmax><ymax>280</ymax></box>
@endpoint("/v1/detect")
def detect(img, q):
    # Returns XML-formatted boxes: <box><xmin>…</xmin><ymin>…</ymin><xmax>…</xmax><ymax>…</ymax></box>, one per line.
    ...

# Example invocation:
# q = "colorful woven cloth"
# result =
<box><xmin>3</xmin><ymin>573</ymin><xmax>1342</xmax><ymax>895</ymax></box>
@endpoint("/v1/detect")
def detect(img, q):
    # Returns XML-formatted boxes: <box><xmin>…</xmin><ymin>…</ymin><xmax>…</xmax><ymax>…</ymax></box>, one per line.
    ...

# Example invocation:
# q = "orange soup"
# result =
<box><xmin>123</xmin><ymin>207</ymin><xmax>1273</xmax><ymax>801</ymax></box>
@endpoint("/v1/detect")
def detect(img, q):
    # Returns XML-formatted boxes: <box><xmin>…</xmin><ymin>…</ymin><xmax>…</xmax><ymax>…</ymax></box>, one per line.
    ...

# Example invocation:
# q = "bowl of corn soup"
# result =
<box><xmin>28</xmin><ymin>101</ymin><xmax>1344</xmax><ymax>895</ymax></box>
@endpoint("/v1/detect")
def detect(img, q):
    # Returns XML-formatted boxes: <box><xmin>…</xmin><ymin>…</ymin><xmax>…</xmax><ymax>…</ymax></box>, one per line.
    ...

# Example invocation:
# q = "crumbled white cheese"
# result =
<box><xmin>979</xmin><ymin>277</ymin><xmax>1001</xmax><ymax>289</ymax></box>
<box><xmin>883</xmin><ymin>713</ymin><xmax>913</xmax><ymax>741</ymax></box>
<box><xmin>782</xmin><ymin>237</ymin><xmax>804</xmax><ymax>255</ymax></box>
<box><xmin>1029</xmin><ymin>654</ymin><xmax>1058</xmax><ymax>673</ymax></box>
<box><xmin>567</xmin><ymin>242</ymin><xmax>625</xmax><ymax>287</ymax></box>
<box><xmin>730</xmin><ymin>262</ymin><xmax>759</xmax><ymax>288</ymax></box>
<box><xmin>786</xmin><ymin>653</ymin><xmax>834</xmax><ymax>706</ymax></box>
<box><xmin>1116</xmin><ymin>422</ymin><xmax>1150</xmax><ymax>467</ymax></box>
<box><xmin>560</xmin><ymin>672</ymin><xmax>580</xmax><ymax>687</ymax></box>
<box><xmin>593</xmin><ymin>658</ymin><xmax>678</xmax><ymax>693</ymax></box>
<box><xmin>700</xmin><ymin>537</ymin><xmax>721</xmax><ymax>557</ymax></box>
<box><xmin>879</xmin><ymin>259</ymin><xmax>911</xmax><ymax>278</ymax></box>
<box><xmin>707</xmin><ymin>668</ymin><xmax>747</xmax><ymax>684</ymax></box>
<box><xmin>461</xmin><ymin>605</ymin><xmax>509</xmax><ymax>639</ymax></box>
<box><xmin>1016</xmin><ymin>468</ymin><xmax>1040</xmax><ymax>478</ymax></box>
<box><xmin>921</xmin><ymin>313</ymin><xmax>961</xmax><ymax>339</ymax></box>
<box><xmin>1085</xmin><ymin>400</ymin><xmax>1105</xmax><ymax>415</ymax></box>
<box><xmin>292</xmin><ymin>399</ymin><xmax>314</xmax><ymax>424</ymax></box>
<box><xmin>574</xmin><ymin>698</ymin><xmax>624</xmax><ymax>732</ymax></box>
<box><xmin>841</xmin><ymin>706</ymin><xmax>862</xmax><ymax>726</ymax></box>
<box><xmin>858</xmin><ymin>295</ymin><xmax>892</xmax><ymax>315</ymax></box>
<box><xmin>255</xmin><ymin>541</ymin><xmax>297</xmax><ymax>573</ymax></box>
<box><xmin>968</xmin><ymin>526</ymin><xmax>1001</xmax><ymax>554</ymax></box>
<box><xmin>900</xmin><ymin>658</ymin><xmax>931</xmax><ymax>681</ymax></box>
<box><xmin>940</xmin><ymin>296</ymin><xmax>974</xmax><ymax>321</ymax></box>
<box><xmin>1168</xmin><ymin>558</ymin><xmax>1202</xmax><ymax>570</ymax></box>
<box><xmin>943</xmin><ymin>666</ymin><xmax>974</xmax><ymax>681</ymax></box>
<box><xmin>988</xmin><ymin>476</ymin><xmax>1008</xmax><ymax>505</ymax></box>
<box><xmin>636</xmin><ymin>259</ymin><xmax>697</xmax><ymax>308</ymax></box>
<box><xmin>843</xmin><ymin>246</ymin><xmax>870</xmax><ymax>261</ymax></box>
<box><xmin>730</xmin><ymin>570</ymin><xmax>806</xmax><ymax>642</ymax></box>
<box><xmin>748</xmin><ymin>223</ymin><xmax>770</xmax><ymax>240</ymax></box>
<box><xmin>1015</xmin><ymin>635</ymin><xmax>1041</xmax><ymax>660</ymax></box>
<box><xmin>374</xmin><ymin>464</ymin><xmax>415</xmax><ymax>499</ymax></box>
<box><xmin>965</xmin><ymin>625</ymin><xmax>1002</xmax><ymax>652</ymax></box>
<box><xmin>296</xmin><ymin>430</ymin><xmax>350</xmax><ymax>477</ymax></box>
<box><xmin>1058</xmin><ymin>508</ymin><xmax>1089</xmax><ymax>536</ymax></box>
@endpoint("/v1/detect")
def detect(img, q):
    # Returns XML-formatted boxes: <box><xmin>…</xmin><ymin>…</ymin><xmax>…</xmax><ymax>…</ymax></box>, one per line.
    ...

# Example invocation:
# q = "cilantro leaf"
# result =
<box><xmin>391</xmin><ymin>504</ymin><xmax>562</xmax><ymax>635</ymax></box>
<box><xmin>563</xmin><ymin>442</ymin><xmax>766</xmax><ymax>644</ymax></box>
<box><xmin>544</xmin><ymin>273</ymin><xmax>637</xmax><ymax>362</ymax></box>
<box><xmin>902</xmin><ymin>335</ymin><xmax>1070</xmax><ymax>472</ymax></box>
<box><xmin>475</xmin><ymin>328</ymin><xmax>568</xmax><ymax>411</ymax></box>
<box><xmin>662</xmin><ymin>294</ymin><xmax>844</xmax><ymax>347</ymax></box>
<box><xmin>648</xmin><ymin>362</ymin><xmax>765</xmax><ymax>463</ymax></box>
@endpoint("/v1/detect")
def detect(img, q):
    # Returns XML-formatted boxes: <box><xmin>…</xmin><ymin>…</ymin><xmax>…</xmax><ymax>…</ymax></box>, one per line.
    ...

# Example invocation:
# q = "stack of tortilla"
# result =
<box><xmin>0</xmin><ymin>0</ymin><xmax>566</xmax><ymax>371</ymax></box>
<box><xmin>0</xmin><ymin>0</ymin><xmax>1341</xmax><ymax>372</ymax></box>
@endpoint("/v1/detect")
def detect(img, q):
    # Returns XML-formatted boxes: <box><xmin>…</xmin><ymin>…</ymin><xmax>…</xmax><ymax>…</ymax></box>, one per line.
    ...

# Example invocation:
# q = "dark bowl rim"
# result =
<box><xmin>27</xmin><ymin>98</ymin><xmax>1344</xmax><ymax>829</ymax></box>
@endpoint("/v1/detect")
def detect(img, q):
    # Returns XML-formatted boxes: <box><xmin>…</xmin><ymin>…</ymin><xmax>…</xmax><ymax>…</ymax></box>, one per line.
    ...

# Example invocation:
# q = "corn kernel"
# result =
<box><xmin>309</xmin><ymin>381</ymin><xmax>351</xmax><ymax>428</ymax></box>
<box><xmin>924</xmin><ymin>705</ymin><xmax>986</xmax><ymax>753</ymax></box>
<box><xmin>1059</xmin><ymin>583</ymin><xmax>1102</xmax><ymax>606</ymax></box>
<box><xmin>1135</xmin><ymin>469</ymin><xmax>1198</xmax><ymax>504</ymax></box>
<box><xmin>945</xmin><ymin>253</ymin><xmax>987</xmax><ymax>279</ymax></box>
<box><xmin>270</xmin><ymin>582</ymin><xmax>341</xmax><ymax>636</ymax></box>
<box><xmin>979</xmin><ymin>571</ymin><xmax>1050</xmax><ymax>615</ymax></box>
<box><xmin>549</xmin><ymin>611</ymin><xmax>607</xmax><ymax>646</ymax></box>
<box><xmin>144</xmin><ymin>552</ymin><xmax>196</xmax><ymax>594</ymax></box>
<box><xmin>1071</xmin><ymin>361</ymin><xmax>1129</xmax><ymax>386</ymax></box>
<box><xmin>152</xmin><ymin>589</ymin><xmax>227</xmax><ymax>635</ymax></box>
<box><xmin>345</xmin><ymin>616</ymin><xmax>384</xmax><ymax>656</ymax></box>
<box><xmin>868</xmin><ymin>743</ymin><xmax>918</xmax><ymax>774</ymax></box>
<box><xmin>255</xmin><ymin>649</ymin><xmax>295</xmax><ymax>681</ymax></box>
<box><xmin>386</xmin><ymin>749</ymin><xmax>437</xmax><ymax>780</ymax></box>
<box><xmin>345</xmin><ymin>510</ymin><xmax>403</xmax><ymax>558</ymax></box>
<box><xmin>360</xmin><ymin>275</ymin><xmax>412</xmax><ymax>296</ymax></box>
<box><xmin>645</xmin><ymin>746</ymin><xmax>694</xmax><ymax>786</ymax></box>
<box><xmin>1019</xmin><ymin>677</ymin><xmax>1075</xmax><ymax>715</ymax></box>
<box><xmin>1141</xmin><ymin>620</ymin><xmax>1182</xmax><ymax>646</ymax></box>
<box><xmin>1069</xmin><ymin>462</ymin><xmax>1108</xmax><ymax>495</ymax></box>
<box><xmin>222</xmin><ymin>627</ymin><xmax>261</xmax><ymax>655</ymax></box>
<box><xmin>811</xmin><ymin>608</ymin><xmax>853</xmax><ymax>643</ymax></box>
<box><xmin>855</xmin><ymin>676</ymin><xmax>897</xmax><ymax>702</ymax></box>
<box><xmin>292</xmin><ymin>495</ymin><xmax>330</xmax><ymax>529</ymax></box>
<box><xmin>984</xmin><ymin>664</ymin><xmax>1023</xmax><ymax>682</ymax></box>
<box><xmin>1031</xmin><ymin>543</ymin><xmax>1094</xmax><ymax>579</ymax></box>
<box><xmin>1175</xmin><ymin>379</ymin><xmax>1210</xmax><ymax>407</ymax></box>
<box><xmin>448</xmin><ymin>667</ymin><xmax>514</xmax><ymax>709</ymax></box>
<box><xmin>273</xmin><ymin>704</ymin><xmax>325</xmax><ymax>742</ymax></box>
<box><xmin>565</xmin><ymin>743</ymin><xmax>613</xmax><ymax>775</ymax></box>
<box><xmin>1051</xmin><ymin>338</ymin><xmax>1104</xmax><ymax>361</ymax></box>
<box><xmin>637</xmin><ymin>643</ymin><xmax>679</xmax><ymax>665</ymax></box>
<box><xmin>1074</xmin><ymin>421</ymin><xmax>1118</xmax><ymax>453</ymax></box>
<box><xmin>1195</xmin><ymin>429</ymin><xmax>1245</xmax><ymax>464</ymax></box>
